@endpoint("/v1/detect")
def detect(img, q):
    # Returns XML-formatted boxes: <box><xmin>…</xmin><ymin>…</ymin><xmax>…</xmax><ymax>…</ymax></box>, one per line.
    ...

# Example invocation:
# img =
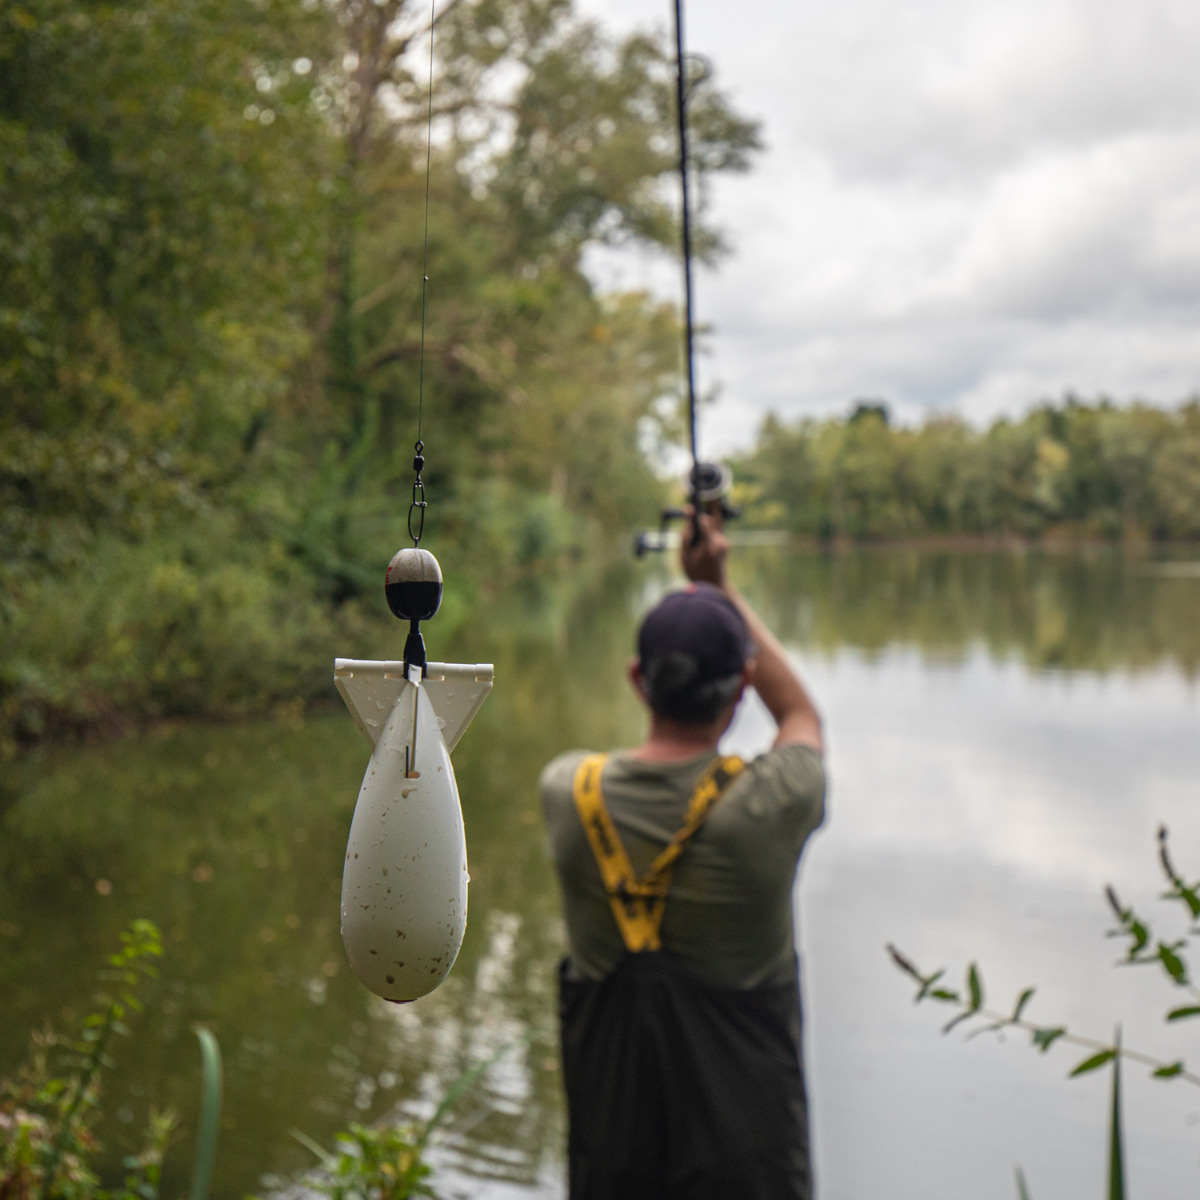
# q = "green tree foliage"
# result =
<box><xmin>0</xmin><ymin>0</ymin><xmax>760</xmax><ymax>743</ymax></box>
<box><xmin>735</xmin><ymin>398</ymin><xmax>1200</xmax><ymax>542</ymax></box>
<box><xmin>0</xmin><ymin>0</ymin><xmax>329</xmax><ymax>507</ymax></box>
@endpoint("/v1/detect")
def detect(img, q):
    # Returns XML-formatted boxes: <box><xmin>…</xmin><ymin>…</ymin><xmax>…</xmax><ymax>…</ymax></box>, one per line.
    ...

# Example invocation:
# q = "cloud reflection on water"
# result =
<box><xmin>720</xmin><ymin>648</ymin><xmax>1200</xmax><ymax>1200</ymax></box>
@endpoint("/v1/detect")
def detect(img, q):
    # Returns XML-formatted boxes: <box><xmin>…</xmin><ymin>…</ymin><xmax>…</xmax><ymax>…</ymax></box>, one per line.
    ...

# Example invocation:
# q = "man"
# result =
<box><xmin>540</xmin><ymin>508</ymin><xmax>826</xmax><ymax>1199</ymax></box>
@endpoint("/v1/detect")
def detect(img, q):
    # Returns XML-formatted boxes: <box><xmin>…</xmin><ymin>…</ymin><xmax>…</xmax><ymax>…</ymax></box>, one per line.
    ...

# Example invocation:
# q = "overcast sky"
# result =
<box><xmin>575</xmin><ymin>0</ymin><xmax>1200</xmax><ymax>454</ymax></box>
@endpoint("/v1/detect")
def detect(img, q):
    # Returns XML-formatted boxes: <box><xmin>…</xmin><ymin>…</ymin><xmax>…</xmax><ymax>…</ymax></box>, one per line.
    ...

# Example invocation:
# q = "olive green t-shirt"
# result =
<box><xmin>539</xmin><ymin>744</ymin><xmax>825</xmax><ymax>989</ymax></box>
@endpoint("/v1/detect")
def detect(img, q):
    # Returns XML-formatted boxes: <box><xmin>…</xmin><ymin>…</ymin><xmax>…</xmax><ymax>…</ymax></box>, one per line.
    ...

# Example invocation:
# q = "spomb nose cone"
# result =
<box><xmin>340</xmin><ymin>682</ymin><xmax>467</xmax><ymax>1002</ymax></box>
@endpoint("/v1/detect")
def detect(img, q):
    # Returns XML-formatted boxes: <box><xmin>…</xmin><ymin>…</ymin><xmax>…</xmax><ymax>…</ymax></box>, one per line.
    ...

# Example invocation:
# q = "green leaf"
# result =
<box><xmin>1032</xmin><ymin>1026</ymin><xmax>1066</xmax><ymax>1053</ymax></box>
<box><xmin>1157</xmin><ymin>941</ymin><xmax>1189</xmax><ymax>985</ymax></box>
<box><xmin>942</xmin><ymin>1010</ymin><xmax>974</xmax><ymax>1035</ymax></box>
<box><xmin>929</xmin><ymin>988</ymin><xmax>960</xmax><ymax>1002</ymax></box>
<box><xmin>1166</xmin><ymin>1005</ymin><xmax>1200</xmax><ymax>1022</ymax></box>
<box><xmin>967</xmin><ymin>962</ymin><xmax>983</xmax><ymax>1012</ymax></box>
<box><xmin>1175</xmin><ymin>884</ymin><xmax>1200</xmax><ymax>920</ymax></box>
<box><xmin>1069</xmin><ymin>1048</ymin><xmax>1116</xmax><ymax>1078</ymax></box>
<box><xmin>886</xmin><ymin>944</ymin><xmax>922</xmax><ymax>982</ymax></box>
<box><xmin>1011</xmin><ymin>987</ymin><xmax>1036</xmax><ymax>1023</ymax></box>
<box><xmin>967</xmin><ymin>1020</ymin><xmax>1007</xmax><ymax>1041</ymax></box>
<box><xmin>1156</xmin><ymin>826</ymin><xmax>1200</xmax><ymax>916</ymax></box>
<box><xmin>1153</xmin><ymin>1062</ymin><xmax>1184</xmax><ymax>1078</ymax></box>
<box><xmin>916</xmin><ymin>969</ymin><xmax>946</xmax><ymax>1002</ymax></box>
<box><xmin>1126</xmin><ymin>919</ymin><xmax>1150</xmax><ymax>958</ymax></box>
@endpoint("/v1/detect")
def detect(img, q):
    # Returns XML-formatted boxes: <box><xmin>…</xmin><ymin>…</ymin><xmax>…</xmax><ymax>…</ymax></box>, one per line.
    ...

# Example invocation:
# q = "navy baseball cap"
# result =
<box><xmin>636</xmin><ymin>583</ymin><xmax>753</xmax><ymax>688</ymax></box>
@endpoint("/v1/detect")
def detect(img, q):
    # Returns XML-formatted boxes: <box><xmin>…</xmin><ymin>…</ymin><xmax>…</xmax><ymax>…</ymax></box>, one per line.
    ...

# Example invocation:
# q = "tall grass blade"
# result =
<box><xmin>290</xmin><ymin>1128</ymin><xmax>337</xmax><ymax>1169</ymax></box>
<box><xmin>1108</xmin><ymin>1027</ymin><xmax>1125</xmax><ymax>1200</ymax></box>
<box><xmin>191</xmin><ymin>1027</ymin><xmax>223</xmax><ymax>1200</ymax></box>
<box><xmin>418</xmin><ymin>1036</ymin><xmax>529</xmax><ymax>1147</ymax></box>
<box><xmin>1015</xmin><ymin>1166</ymin><xmax>1032</xmax><ymax>1200</ymax></box>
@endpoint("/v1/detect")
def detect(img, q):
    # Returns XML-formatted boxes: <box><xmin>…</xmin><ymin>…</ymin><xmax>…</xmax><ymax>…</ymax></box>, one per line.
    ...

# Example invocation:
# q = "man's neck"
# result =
<box><xmin>628</xmin><ymin>716</ymin><xmax>723</xmax><ymax>762</ymax></box>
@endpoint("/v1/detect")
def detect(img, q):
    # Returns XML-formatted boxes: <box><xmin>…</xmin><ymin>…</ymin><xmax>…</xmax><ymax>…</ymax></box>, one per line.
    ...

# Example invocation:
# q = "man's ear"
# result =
<box><xmin>628</xmin><ymin>658</ymin><xmax>648</xmax><ymax>702</ymax></box>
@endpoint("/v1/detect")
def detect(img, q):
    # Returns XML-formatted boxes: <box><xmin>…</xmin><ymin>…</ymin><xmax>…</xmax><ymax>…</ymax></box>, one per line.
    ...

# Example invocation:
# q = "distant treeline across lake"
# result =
<box><xmin>734</xmin><ymin>398</ymin><xmax>1200</xmax><ymax>542</ymax></box>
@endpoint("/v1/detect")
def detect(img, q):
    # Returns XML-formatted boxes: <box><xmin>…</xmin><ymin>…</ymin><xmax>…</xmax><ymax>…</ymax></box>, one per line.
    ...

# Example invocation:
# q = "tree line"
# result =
<box><xmin>733</xmin><ymin>399</ymin><xmax>1200</xmax><ymax>542</ymax></box>
<box><xmin>0</xmin><ymin>0</ymin><xmax>757</xmax><ymax>743</ymax></box>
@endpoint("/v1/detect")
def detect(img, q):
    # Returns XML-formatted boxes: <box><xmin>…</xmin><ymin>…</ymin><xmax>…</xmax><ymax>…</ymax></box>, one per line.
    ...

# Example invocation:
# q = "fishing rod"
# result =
<box><xmin>634</xmin><ymin>0</ymin><xmax>740</xmax><ymax>558</ymax></box>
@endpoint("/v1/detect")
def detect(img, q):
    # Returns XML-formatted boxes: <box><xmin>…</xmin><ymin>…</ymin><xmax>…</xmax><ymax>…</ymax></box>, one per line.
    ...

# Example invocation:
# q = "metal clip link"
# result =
<box><xmin>407</xmin><ymin>440</ymin><xmax>427</xmax><ymax>545</ymax></box>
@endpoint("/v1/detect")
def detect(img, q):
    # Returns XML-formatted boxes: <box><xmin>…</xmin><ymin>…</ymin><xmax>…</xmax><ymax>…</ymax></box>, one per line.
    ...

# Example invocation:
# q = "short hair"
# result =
<box><xmin>641</xmin><ymin>650</ymin><xmax>745</xmax><ymax>723</ymax></box>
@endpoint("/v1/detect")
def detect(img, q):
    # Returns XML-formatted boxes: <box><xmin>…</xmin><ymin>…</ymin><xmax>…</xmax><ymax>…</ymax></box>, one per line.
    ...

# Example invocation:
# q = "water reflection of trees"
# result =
<box><xmin>739</xmin><ymin>549</ymin><xmax>1200</xmax><ymax>678</ymax></box>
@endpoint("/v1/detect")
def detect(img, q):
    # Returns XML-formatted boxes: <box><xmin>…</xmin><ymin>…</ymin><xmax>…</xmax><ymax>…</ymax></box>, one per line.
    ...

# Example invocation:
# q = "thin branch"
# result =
<box><xmin>971</xmin><ymin>1004</ymin><xmax>1200</xmax><ymax>1088</ymax></box>
<box><xmin>888</xmin><ymin>943</ymin><xmax>1200</xmax><ymax>1090</ymax></box>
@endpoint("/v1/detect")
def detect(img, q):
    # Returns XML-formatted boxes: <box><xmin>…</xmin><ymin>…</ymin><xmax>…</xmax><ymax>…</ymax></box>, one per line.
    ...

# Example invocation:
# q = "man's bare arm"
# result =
<box><xmin>681</xmin><ymin>508</ymin><xmax>824</xmax><ymax>753</ymax></box>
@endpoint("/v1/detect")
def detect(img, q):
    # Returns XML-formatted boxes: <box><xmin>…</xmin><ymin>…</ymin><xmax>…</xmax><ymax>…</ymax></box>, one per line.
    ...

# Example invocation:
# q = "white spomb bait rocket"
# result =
<box><xmin>336</xmin><ymin>547</ymin><xmax>492</xmax><ymax>1003</ymax></box>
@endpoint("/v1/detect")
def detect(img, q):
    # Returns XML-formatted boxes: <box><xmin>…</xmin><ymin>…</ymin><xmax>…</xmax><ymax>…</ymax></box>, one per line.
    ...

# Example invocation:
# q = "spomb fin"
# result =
<box><xmin>422</xmin><ymin>665</ymin><xmax>494</xmax><ymax>754</ymax></box>
<box><xmin>334</xmin><ymin>659</ymin><xmax>493</xmax><ymax>752</ymax></box>
<box><xmin>335</xmin><ymin>660</ymin><xmax>492</xmax><ymax>1003</ymax></box>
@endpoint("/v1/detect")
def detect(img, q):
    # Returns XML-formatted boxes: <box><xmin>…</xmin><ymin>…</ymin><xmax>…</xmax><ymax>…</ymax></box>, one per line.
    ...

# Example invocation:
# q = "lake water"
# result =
<box><xmin>2</xmin><ymin>548</ymin><xmax>1199</xmax><ymax>1200</ymax></box>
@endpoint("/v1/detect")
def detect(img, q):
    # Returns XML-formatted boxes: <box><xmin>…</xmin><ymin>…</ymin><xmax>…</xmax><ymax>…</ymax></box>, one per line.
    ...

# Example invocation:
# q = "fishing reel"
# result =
<box><xmin>633</xmin><ymin>461</ymin><xmax>741</xmax><ymax>557</ymax></box>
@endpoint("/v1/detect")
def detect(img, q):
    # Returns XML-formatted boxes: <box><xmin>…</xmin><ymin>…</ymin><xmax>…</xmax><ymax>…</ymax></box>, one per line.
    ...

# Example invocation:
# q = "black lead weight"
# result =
<box><xmin>385</xmin><ymin>547</ymin><xmax>443</xmax><ymax>622</ymax></box>
<box><xmin>385</xmin><ymin>547</ymin><xmax>443</xmax><ymax>675</ymax></box>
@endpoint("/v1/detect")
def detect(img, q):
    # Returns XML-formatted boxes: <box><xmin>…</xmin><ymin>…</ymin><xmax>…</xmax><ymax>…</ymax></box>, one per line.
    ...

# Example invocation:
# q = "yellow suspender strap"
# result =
<box><xmin>571</xmin><ymin>752</ymin><xmax>745</xmax><ymax>953</ymax></box>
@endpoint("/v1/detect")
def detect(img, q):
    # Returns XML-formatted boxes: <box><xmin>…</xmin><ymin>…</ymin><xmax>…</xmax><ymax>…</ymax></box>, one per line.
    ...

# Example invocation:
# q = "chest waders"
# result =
<box><xmin>560</xmin><ymin>755</ymin><xmax>813</xmax><ymax>1200</ymax></box>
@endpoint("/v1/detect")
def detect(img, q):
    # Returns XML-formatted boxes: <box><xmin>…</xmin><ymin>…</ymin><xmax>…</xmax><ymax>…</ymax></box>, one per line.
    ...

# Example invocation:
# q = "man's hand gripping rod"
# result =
<box><xmin>634</xmin><ymin>461</ymin><xmax>741</xmax><ymax>558</ymax></box>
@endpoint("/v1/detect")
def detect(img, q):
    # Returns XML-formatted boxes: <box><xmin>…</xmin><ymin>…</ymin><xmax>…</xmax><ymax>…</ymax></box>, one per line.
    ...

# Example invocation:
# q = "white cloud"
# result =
<box><xmin>578</xmin><ymin>0</ymin><xmax>1200</xmax><ymax>446</ymax></box>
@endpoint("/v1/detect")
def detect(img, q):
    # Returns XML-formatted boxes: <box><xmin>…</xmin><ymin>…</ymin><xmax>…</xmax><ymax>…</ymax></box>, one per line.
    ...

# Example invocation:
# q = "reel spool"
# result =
<box><xmin>634</xmin><ymin>461</ymin><xmax>741</xmax><ymax>557</ymax></box>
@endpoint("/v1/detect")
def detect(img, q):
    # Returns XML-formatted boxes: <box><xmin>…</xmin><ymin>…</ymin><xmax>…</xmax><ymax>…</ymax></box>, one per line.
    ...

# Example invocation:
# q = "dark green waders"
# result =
<box><xmin>559</xmin><ymin>756</ymin><xmax>813</xmax><ymax>1200</ymax></box>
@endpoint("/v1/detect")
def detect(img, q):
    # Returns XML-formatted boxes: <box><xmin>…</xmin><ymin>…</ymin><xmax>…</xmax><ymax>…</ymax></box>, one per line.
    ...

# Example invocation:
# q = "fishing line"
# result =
<box><xmin>671</xmin><ymin>0</ymin><xmax>700</xmax><ymax>482</ymax></box>
<box><xmin>409</xmin><ymin>0</ymin><xmax>437</xmax><ymax>546</ymax></box>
